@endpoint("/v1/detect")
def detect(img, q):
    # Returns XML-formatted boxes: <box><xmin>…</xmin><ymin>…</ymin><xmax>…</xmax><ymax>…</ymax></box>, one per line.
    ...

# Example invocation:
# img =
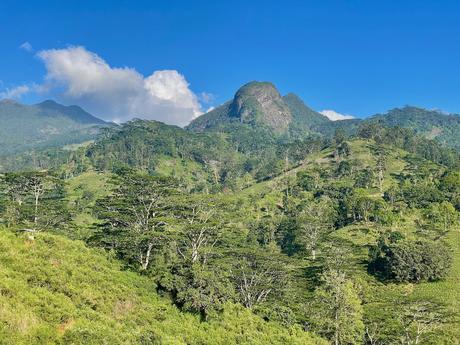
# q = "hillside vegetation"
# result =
<box><xmin>0</xmin><ymin>81</ymin><xmax>459</xmax><ymax>344</ymax></box>
<box><xmin>1</xmin><ymin>124</ymin><xmax>459</xmax><ymax>344</ymax></box>
<box><xmin>0</xmin><ymin>228</ymin><xmax>324</xmax><ymax>345</ymax></box>
<box><xmin>0</xmin><ymin>99</ymin><xmax>109</xmax><ymax>157</ymax></box>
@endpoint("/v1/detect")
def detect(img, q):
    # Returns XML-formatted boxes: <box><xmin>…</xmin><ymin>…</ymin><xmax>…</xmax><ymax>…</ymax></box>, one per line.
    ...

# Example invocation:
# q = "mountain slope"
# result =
<box><xmin>282</xmin><ymin>93</ymin><xmax>329</xmax><ymax>129</ymax></box>
<box><xmin>0</xmin><ymin>99</ymin><xmax>109</xmax><ymax>155</ymax></box>
<box><xmin>188</xmin><ymin>81</ymin><xmax>293</xmax><ymax>133</ymax></box>
<box><xmin>232</xmin><ymin>138</ymin><xmax>460</xmax><ymax>342</ymax></box>
<box><xmin>369</xmin><ymin>106</ymin><xmax>460</xmax><ymax>149</ymax></box>
<box><xmin>188</xmin><ymin>82</ymin><xmax>460</xmax><ymax>151</ymax></box>
<box><xmin>1</xmin><ymin>123</ymin><xmax>458</xmax><ymax>344</ymax></box>
<box><xmin>0</xmin><ymin>228</ymin><xmax>324</xmax><ymax>344</ymax></box>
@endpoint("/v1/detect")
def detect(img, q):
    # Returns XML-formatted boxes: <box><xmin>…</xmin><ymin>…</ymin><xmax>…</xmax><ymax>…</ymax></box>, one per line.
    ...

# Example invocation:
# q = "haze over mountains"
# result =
<box><xmin>1</xmin><ymin>80</ymin><xmax>460</xmax><ymax>157</ymax></box>
<box><xmin>0</xmin><ymin>99</ymin><xmax>109</xmax><ymax>155</ymax></box>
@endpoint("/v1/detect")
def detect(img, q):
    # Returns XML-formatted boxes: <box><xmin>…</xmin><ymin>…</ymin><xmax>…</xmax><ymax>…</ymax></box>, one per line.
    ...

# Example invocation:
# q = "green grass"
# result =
<box><xmin>62</xmin><ymin>140</ymin><xmax>95</xmax><ymax>151</ymax></box>
<box><xmin>65</xmin><ymin>171</ymin><xmax>111</xmax><ymax>238</ymax></box>
<box><xmin>0</xmin><ymin>228</ymin><xmax>325</xmax><ymax>345</ymax></box>
<box><xmin>412</xmin><ymin>229</ymin><xmax>460</xmax><ymax>340</ymax></box>
<box><xmin>154</xmin><ymin>155</ymin><xmax>210</xmax><ymax>189</ymax></box>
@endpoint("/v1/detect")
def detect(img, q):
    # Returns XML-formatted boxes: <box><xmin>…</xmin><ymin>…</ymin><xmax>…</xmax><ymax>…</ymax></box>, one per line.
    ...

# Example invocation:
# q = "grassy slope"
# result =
<box><xmin>412</xmin><ymin>229</ymin><xmax>460</xmax><ymax>339</ymax></box>
<box><xmin>65</xmin><ymin>171</ymin><xmax>112</xmax><ymax>239</ymax></box>
<box><xmin>0</xmin><ymin>228</ymin><xmax>325</xmax><ymax>345</ymax></box>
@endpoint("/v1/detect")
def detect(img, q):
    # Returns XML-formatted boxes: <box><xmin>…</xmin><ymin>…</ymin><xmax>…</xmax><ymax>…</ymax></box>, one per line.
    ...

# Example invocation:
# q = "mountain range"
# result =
<box><xmin>1</xmin><ymin>81</ymin><xmax>460</xmax><ymax>158</ymax></box>
<box><xmin>188</xmin><ymin>81</ymin><xmax>460</xmax><ymax>149</ymax></box>
<box><xmin>0</xmin><ymin>99</ymin><xmax>109</xmax><ymax>155</ymax></box>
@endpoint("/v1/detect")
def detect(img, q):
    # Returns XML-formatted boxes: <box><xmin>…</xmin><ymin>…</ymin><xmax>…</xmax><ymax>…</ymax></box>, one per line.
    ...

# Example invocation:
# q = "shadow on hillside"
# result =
<box><xmin>302</xmin><ymin>264</ymin><xmax>323</xmax><ymax>292</ymax></box>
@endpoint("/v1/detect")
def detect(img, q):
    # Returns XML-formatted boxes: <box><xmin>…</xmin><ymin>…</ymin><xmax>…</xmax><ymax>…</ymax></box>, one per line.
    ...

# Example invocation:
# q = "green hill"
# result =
<box><xmin>369</xmin><ymin>106</ymin><xmax>460</xmax><ymax>150</ymax></box>
<box><xmin>1</xmin><ymin>83</ymin><xmax>459</xmax><ymax>344</ymax></box>
<box><xmin>0</xmin><ymin>228</ymin><xmax>324</xmax><ymax>345</ymax></box>
<box><xmin>0</xmin><ymin>99</ymin><xmax>109</xmax><ymax>155</ymax></box>
<box><xmin>1</xmin><ymin>127</ymin><xmax>458</xmax><ymax>344</ymax></box>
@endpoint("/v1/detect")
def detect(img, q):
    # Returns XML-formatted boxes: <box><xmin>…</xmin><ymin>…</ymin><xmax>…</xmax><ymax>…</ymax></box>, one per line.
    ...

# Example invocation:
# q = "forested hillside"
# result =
<box><xmin>0</xmin><ymin>99</ymin><xmax>110</xmax><ymax>157</ymax></box>
<box><xmin>1</xmin><ymin>81</ymin><xmax>460</xmax><ymax>174</ymax></box>
<box><xmin>0</xmin><ymin>229</ymin><xmax>325</xmax><ymax>344</ymax></box>
<box><xmin>1</xmin><ymin>112</ymin><xmax>459</xmax><ymax>344</ymax></box>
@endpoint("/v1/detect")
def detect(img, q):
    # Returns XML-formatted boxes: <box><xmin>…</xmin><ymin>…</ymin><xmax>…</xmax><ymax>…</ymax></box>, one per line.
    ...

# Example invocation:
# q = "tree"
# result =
<box><xmin>92</xmin><ymin>170</ymin><xmax>176</xmax><ymax>270</ymax></box>
<box><xmin>337</xmin><ymin>142</ymin><xmax>351</xmax><ymax>158</ymax></box>
<box><xmin>296</xmin><ymin>198</ymin><xmax>336</xmax><ymax>260</ymax></box>
<box><xmin>1</xmin><ymin>171</ymin><xmax>68</xmax><ymax>231</ymax></box>
<box><xmin>399</xmin><ymin>301</ymin><xmax>445</xmax><ymax>345</ymax></box>
<box><xmin>439</xmin><ymin>171</ymin><xmax>460</xmax><ymax>210</ymax></box>
<box><xmin>336</xmin><ymin>160</ymin><xmax>352</xmax><ymax>177</ymax></box>
<box><xmin>369</xmin><ymin>235</ymin><xmax>452</xmax><ymax>283</ymax></box>
<box><xmin>173</xmin><ymin>261</ymin><xmax>234</xmax><ymax>318</ymax></box>
<box><xmin>311</xmin><ymin>269</ymin><xmax>364</xmax><ymax>345</ymax></box>
<box><xmin>333</xmin><ymin>129</ymin><xmax>346</xmax><ymax>145</ymax></box>
<box><xmin>374</xmin><ymin>146</ymin><xmax>386</xmax><ymax>193</ymax></box>
<box><xmin>346</xmin><ymin>189</ymin><xmax>382</xmax><ymax>223</ymax></box>
<box><xmin>232</xmin><ymin>247</ymin><xmax>289</xmax><ymax>309</ymax></box>
<box><xmin>174</xmin><ymin>196</ymin><xmax>222</xmax><ymax>265</ymax></box>
<box><xmin>296</xmin><ymin>171</ymin><xmax>320</xmax><ymax>192</ymax></box>
<box><xmin>161</xmin><ymin>195</ymin><xmax>238</xmax><ymax>318</ymax></box>
<box><xmin>354</xmin><ymin>168</ymin><xmax>374</xmax><ymax>189</ymax></box>
<box><xmin>423</xmin><ymin>201</ymin><xmax>458</xmax><ymax>238</ymax></box>
<box><xmin>251</xmin><ymin>216</ymin><xmax>280</xmax><ymax>246</ymax></box>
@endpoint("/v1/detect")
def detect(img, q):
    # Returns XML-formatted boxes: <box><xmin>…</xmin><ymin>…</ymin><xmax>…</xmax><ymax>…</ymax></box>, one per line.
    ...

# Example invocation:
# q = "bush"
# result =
<box><xmin>369</xmin><ymin>235</ymin><xmax>452</xmax><ymax>283</ymax></box>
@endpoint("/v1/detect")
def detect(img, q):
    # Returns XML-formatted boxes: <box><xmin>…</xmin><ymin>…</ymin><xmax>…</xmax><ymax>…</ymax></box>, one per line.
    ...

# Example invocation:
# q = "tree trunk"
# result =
<box><xmin>141</xmin><ymin>242</ymin><xmax>154</xmax><ymax>270</ymax></box>
<box><xmin>34</xmin><ymin>193</ymin><xmax>39</xmax><ymax>225</ymax></box>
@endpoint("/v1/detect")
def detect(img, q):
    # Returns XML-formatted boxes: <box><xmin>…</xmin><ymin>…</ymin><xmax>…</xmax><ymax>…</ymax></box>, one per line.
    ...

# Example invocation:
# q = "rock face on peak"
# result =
<box><xmin>229</xmin><ymin>81</ymin><xmax>292</xmax><ymax>132</ymax></box>
<box><xmin>187</xmin><ymin>81</ymin><xmax>460</xmax><ymax>150</ymax></box>
<box><xmin>187</xmin><ymin>81</ymin><xmax>293</xmax><ymax>133</ymax></box>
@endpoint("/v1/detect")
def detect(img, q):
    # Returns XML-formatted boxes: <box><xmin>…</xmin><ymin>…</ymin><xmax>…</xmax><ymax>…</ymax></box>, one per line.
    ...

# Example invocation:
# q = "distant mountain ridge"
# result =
<box><xmin>368</xmin><ymin>106</ymin><xmax>460</xmax><ymax>149</ymax></box>
<box><xmin>35</xmin><ymin>100</ymin><xmax>107</xmax><ymax>125</ymax></box>
<box><xmin>188</xmin><ymin>81</ymin><xmax>460</xmax><ymax>149</ymax></box>
<box><xmin>2</xmin><ymin>81</ymin><xmax>460</xmax><ymax>158</ymax></box>
<box><xmin>0</xmin><ymin>99</ymin><xmax>109</xmax><ymax>155</ymax></box>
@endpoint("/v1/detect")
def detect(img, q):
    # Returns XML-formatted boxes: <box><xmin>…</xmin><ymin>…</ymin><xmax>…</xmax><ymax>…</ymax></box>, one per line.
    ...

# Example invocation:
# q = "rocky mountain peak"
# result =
<box><xmin>229</xmin><ymin>81</ymin><xmax>292</xmax><ymax>132</ymax></box>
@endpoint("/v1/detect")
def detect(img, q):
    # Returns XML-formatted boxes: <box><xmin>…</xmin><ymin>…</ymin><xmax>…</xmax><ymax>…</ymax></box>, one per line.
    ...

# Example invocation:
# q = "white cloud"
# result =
<box><xmin>0</xmin><ymin>85</ymin><xmax>30</xmax><ymax>99</ymax></box>
<box><xmin>36</xmin><ymin>46</ymin><xmax>203</xmax><ymax>126</ymax></box>
<box><xmin>199</xmin><ymin>92</ymin><xmax>215</xmax><ymax>104</ymax></box>
<box><xmin>320</xmin><ymin>109</ymin><xmax>355</xmax><ymax>121</ymax></box>
<box><xmin>19</xmin><ymin>41</ymin><xmax>33</xmax><ymax>52</ymax></box>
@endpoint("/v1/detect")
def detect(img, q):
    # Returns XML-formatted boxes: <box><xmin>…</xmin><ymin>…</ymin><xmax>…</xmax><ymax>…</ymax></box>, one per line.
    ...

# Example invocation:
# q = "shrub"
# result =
<box><xmin>369</xmin><ymin>235</ymin><xmax>452</xmax><ymax>283</ymax></box>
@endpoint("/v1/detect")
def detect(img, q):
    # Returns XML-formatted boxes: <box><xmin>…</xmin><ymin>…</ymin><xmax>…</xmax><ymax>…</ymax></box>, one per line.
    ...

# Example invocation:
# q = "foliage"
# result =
<box><xmin>369</xmin><ymin>234</ymin><xmax>453</xmax><ymax>283</ymax></box>
<box><xmin>310</xmin><ymin>269</ymin><xmax>364</xmax><ymax>345</ymax></box>
<box><xmin>1</xmin><ymin>116</ymin><xmax>460</xmax><ymax>344</ymax></box>
<box><xmin>0</xmin><ymin>228</ymin><xmax>325</xmax><ymax>344</ymax></box>
<box><xmin>90</xmin><ymin>169</ymin><xmax>177</xmax><ymax>270</ymax></box>
<box><xmin>0</xmin><ymin>171</ymin><xmax>69</xmax><ymax>231</ymax></box>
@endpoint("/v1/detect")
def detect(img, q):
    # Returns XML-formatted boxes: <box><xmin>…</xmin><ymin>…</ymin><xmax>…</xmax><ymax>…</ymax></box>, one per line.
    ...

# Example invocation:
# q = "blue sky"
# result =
<box><xmin>1</xmin><ymin>0</ymin><xmax>460</xmax><ymax>124</ymax></box>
